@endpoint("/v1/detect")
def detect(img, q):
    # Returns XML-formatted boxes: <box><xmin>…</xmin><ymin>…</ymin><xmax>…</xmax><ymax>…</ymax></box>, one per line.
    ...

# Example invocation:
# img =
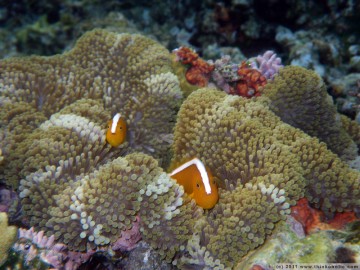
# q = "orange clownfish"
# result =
<box><xmin>169</xmin><ymin>158</ymin><xmax>219</xmax><ymax>209</ymax></box>
<box><xmin>106</xmin><ymin>113</ymin><xmax>127</xmax><ymax>147</ymax></box>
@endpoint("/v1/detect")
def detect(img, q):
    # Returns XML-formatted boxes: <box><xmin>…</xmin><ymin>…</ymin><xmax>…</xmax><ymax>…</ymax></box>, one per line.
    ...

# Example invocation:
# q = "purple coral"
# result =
<box><xmin>209</xmin><ymin>55</ymin><xmax>240</xmax><ymax>93</ymax></box>
<box><xmin>111</xmin><ymin>215</ymin><xmax>142</xmax><ymax>252</ymax></box>
<box><xmin>250</xmin><ymin>50</ymin><xmax>283</xmax><ymax>80</ymax></box>
<box><xmin>0</xmin><ymin>185</ymin><xmax>19</xmax><ymax>215</ymax></box>
<box><xmin>13</xmin><ymin>227</ymin><xmax>94</xmax><ymax>270</ymax></box>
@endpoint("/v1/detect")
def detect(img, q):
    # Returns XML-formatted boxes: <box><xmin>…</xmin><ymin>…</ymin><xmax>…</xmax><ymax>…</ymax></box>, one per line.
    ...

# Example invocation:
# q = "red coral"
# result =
<box><xmin>230</xmin><ymin>61</ymin><xmax>267</xmax><ymax>98</ymax></box>
<box><xmin>174</xmin><ymin>47</ymin><xmax>199</xmax><ymax>65</ymax></box>
<box><xmin>250</xmin><ymin>264</ymin><xmax>268</xmax><ymax>270</ymax></box>
<box><xmin>291</xmin><ymin>198</ymin><xmax>322</xmax><ymax>234</ymax></box>
<box><xmin>328</xmin><ymin>212</ymin><xmax>357</xmax><ymax>230</ymax></box>
<box><xmin>174</xmin><ymin>47</ymin><xmax>215</xmax><ymax>87</ymax></box>
<box><xmin>291</xmin><ymin>198</ymin><xmax>358</xmax><ymax>234</ymax></box>
<box><xmin>185</xmin><ymin>63</ymin><xmax>214</xmax><ymax>87</ymax></box>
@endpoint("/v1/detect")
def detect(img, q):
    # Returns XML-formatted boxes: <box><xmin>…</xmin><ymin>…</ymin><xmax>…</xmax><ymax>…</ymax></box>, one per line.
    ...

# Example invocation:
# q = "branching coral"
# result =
<box><xmin>261</xmin><ymin>65</ymin><xmax>358</xmax><ymax>160</ymax></box>
<box><xmin>232</xmin><ymin>61</ymin><xmax>267</xmax><ymax>97</ymax></box>
<box><xmin>172</xmin><ymin>47</ymin><xmax>277</xmax><ymax>98</ymax></box>
<box><xmin>249</xmin><ymin>50</ymin><xmax>283</xmax><ymax>80</ymax></box>
<box><xmin>13</xmin><ymin>227</ymin><xmax>93</xmax><ymax>270</ymax></box>
<box><xmin>171</xmin><ymin>88</ymin><xmax>360</xmax><ymax>268</ymax></box>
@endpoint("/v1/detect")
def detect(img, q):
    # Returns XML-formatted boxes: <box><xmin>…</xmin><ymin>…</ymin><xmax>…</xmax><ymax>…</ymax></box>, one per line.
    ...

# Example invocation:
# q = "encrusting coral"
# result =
<box><xmin>261</xmin><ymin>65</ymin><xmax>358</xmax><ymax>160</ymax></box>
<box><xmin>171</xmin><ymin>88</ymin><xmax>360</xmax><ymax>268</ymax></box>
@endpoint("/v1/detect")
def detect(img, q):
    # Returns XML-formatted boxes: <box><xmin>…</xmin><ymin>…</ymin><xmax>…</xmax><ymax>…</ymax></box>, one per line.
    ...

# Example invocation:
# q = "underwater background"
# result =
<box><xmin>0</xmin><ymin>0</ymin><xmax>360</xmax><ymax>269</ymax></box>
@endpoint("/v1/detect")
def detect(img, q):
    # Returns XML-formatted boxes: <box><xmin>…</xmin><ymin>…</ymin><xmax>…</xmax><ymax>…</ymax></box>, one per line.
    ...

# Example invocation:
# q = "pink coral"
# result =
<box><xmin>173</xmin><ymin>47</ymin><xmax>277</xmax><ymax>98</ymax></box>
<box><xmin>209</xmin><ymin>55</ymin><xmax>240</xmax><ymax>93</ymax></box>
<box><xmin>0</xmin><ymin>185</ymin><xmax>18</xmax><ymax>213</ymax></box>
<box><xmin>250</xmin><ymin>50</ymin><xmax>283</xmax><ymax>79</ymax></box>
<box><xmin>13</xmin><ymin>227</ymin><xmax>94</xmax><ymax>270</ymax></box>
<box><xmin>111</xmin><ymin>215</ymin><xmax>142</xmax><ymax>252</ymax></box>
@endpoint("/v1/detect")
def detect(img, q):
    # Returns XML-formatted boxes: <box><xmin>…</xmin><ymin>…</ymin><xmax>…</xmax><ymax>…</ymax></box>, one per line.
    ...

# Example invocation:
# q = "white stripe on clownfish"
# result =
<box><xmin>111</xmin><ymin>113</ymin><xmax>122</xmax><ymax>134</ymax></box>
<box><xmin>169</xmin><ymin>158</ymin><xmax>212</xmax><ymax>194</ymax></box>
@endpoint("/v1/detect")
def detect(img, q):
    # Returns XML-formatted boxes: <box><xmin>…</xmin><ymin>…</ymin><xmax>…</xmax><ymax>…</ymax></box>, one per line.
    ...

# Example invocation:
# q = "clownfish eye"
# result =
<box><xmin>196</xmin><ymin>183</ymin><xmax>200</xmax><ymax>188</ymax></box>
<box><xmin>119</xmin><ymin>126</ymin><xmax>122</xmax><ymax>130</ymax></box>
<box><xmin>24</xmin><ymin>244</ymin><xmax>31</xmax><ymax>250</ymax></box>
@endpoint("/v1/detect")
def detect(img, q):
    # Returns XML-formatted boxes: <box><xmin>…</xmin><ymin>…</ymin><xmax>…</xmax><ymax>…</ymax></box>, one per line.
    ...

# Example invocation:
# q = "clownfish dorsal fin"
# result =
<box><xmin>170</xmin><ymin>158</ymin><xmax>212</xmax><ymax>194</ymax></box>
<box><xmin>111</xmin><ymin>113</ymin><xmax>122</xmax><ymax>134</ymax></box>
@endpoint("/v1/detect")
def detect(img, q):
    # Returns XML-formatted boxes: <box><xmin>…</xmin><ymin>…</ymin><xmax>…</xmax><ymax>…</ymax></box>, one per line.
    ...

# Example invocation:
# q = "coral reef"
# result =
<box><xmin>18</xmin><ymin>144</ymin><xmax>201</xmax><ymax>259</ymax></box>
<box><xmin>117</xmin><ymin>241</ymin><xmax>175</xmax><ymax>270</ymax></box>
<box><xmin>173</xmin><ymin>47</ymin><xmax>272</xmax><ymax>98</ymax></box>
<box><xmin>249</xmin><ymin>50</ymin><xmax>283</xmax><ymax>80</ymax></box>
<box><xmin>111</xmin><ymin>215</ymin><xmax>142</xmax><ymax>252</ymax></box>
<box><xmin>1</xmin><ymin>29</ymin><xmax>199</xmax><ymax>266</ymax></box>
<box><xmin>0</xmin><ymin>185</ymin><xmax>21</xmax><ymax>221</ymax></box>
<box><xmin>261</xmin><ymin>65</ymin><xmax>359</xmax><ymax>160</ymax></box>
<box><xmin>173</xmin><ymin>46</ymin><xmax>215</xmax><ymax>88</ymax></box>
<box><xmin>175</xmin><ymin>183</ymin><xmax>291</xmax><ymax>269</ymax></box>
<box><xmin>235</xmin><ymin>218</ymin><xmax>334</xmax><ymax>269</ymax></box>
<box><xmin>0</xmin><ymin>29</ymin><xmax>183</xmax><ymax>189</ymax></box>
<box><xmin>291</xmin><ymin>198</ymin><xmax>358</xmax><ymax>235</ymax></box>
<box><xmin>171</xmin><ymin>87</ymin><xmax>360</xmax><ymax>268</ymax></box>
<box><xmin>13</xmin><ymin>227</ymin><xmax>93</xmax><ymax>270</ymax></box>
<box><xmin>231</xmin><ymin>61</ymin><xmax>267</xmax><ymax>97</ymax></box>
<box><xmin>0</xmin><ymin>212</ymin><xmax>17</xmax><ymax>266</ymax></box>
<box><xmin>0</xmin><ymin>92</ymin><xmax>198</xmax><ymax>259</ymax></box>
<box><xmin>332</xmin><ymin>75</ymin><xmax>360</xmax><ymax>124</ymax></box>
<box><xmin>1</xmin><ymin>13</ymin><xmax>360</xmax><ymax>267</ymax></box>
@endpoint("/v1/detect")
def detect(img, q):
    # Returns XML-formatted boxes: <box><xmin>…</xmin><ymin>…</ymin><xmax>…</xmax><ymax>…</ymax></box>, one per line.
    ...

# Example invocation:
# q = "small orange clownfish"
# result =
<box><xmin>169</xmin><ymin>158</ymin><xmax>219</xmax><ymax>209</ymax></box>
<box><xmin>106</xmin><ymin>113</ymin><xmax>127</xmax><ymax>147</ymax></box>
